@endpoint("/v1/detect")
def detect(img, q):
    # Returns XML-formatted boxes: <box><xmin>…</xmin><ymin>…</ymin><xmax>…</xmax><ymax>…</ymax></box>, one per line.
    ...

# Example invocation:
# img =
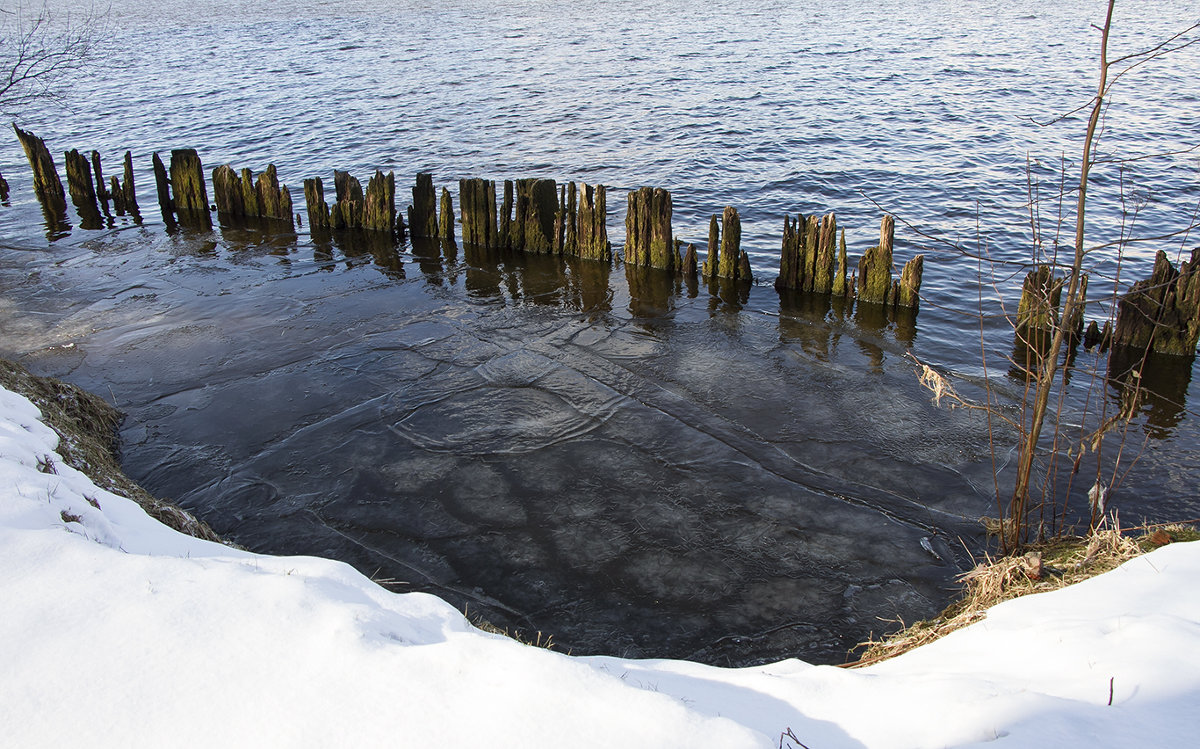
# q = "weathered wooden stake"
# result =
<box><xmin>439</xmin><ymin>187</ymin><xmax>455</xmax><ymax>242</ymax></box>
<box><xmin>409</xmin><ymin>172</ymin><xmax>438</xmax><ymax>238</ymax></box>
<box><xmin>63</xmin><ymin>149</ymin><xmax>99</xmax><ymax>215</ymax></box>
<box><xmin>0</xmin><ymin>168</ymin><xmax>8</xmax><ymax>202</ymax></box>
<box><xmin>90</xmin><ymin>150</ymin><xmax>109</xmax><ymax>211</ymax></box>
<box><xmin>303</xmin><ymin>177</ymin><xmax>331</xmax><ymax>230</ymax></box>
<box><xmin>361</xmin><ymin>170</ymin><xmax>395</xmax><ymax>234</ymax></box>
<box><xmin>716</xmin><ymin>206</ymin><xmax>744</xmax><ymax>280</ymax></box>
<box><xmin>120</xmin><ymin>152</ymin><xmax>139</xmax><ymax>217</ymax></box>
<box><xmin>13</xmin><ymin>125</ymin><xmax>67</xmax><ymax>216</ymax></box>
<box><xmin>575</xmin><ymin>183</ymin><xmax>610</xmax><ymax>261</ymax></box>
<box><xmin>168</xmin><ymin>149</ymin><xmax>211</xmax><ymax>228</ymax></box>
<box><xmin>895</xmin><ymin>254</ymin><xmax>924</xmax><ymax>310</ymax></box>
<box><xmin>624</xmin><ymin>186</ymin><xmax>673</xmax><ymax>270</ymax></box>
<box><xmin>857</xmin><ymin>215</ymin><xmax>895</xmax><ymax>304</ymax></box>
<box><xmin>152</xmin><ymin>152</ymin><xmax>173</xmax><ymax>223</ymax></box>
<box><xmin>1112</xmin><ymin>249</ymin><xmax>1200</xmax><ymax>356</ymax></box>
<box><xmin>459</xmin><ymin>177</ymin><xmax>498</xmax><ymax>248</ymax></box>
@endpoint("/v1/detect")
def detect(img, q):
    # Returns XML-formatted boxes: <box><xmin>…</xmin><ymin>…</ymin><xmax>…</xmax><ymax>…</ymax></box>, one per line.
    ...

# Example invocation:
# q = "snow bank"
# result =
<box><xmin>2</xmin><ymin>383</ymin><xmax>1198</xmax><ymax>747</ymax></box>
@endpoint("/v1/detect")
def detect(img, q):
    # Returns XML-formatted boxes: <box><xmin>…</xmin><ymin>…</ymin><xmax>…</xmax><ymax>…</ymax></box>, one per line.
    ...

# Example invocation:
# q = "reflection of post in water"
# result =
<box><xmin>778</xmin><ymin>288</ymin><xmax>839</xmax><ymax>360</ymax></box>
<box><xmin>705</xmin><ymin>274</ymin><xmax>750</xmax><ymax>314</ymax></box>
<box><xmin>853</xmin><ymin>300</ymin><xmax>888</xmax><ymax>370</ymax></box>
<box><xmin>216</xmin><ymin>214</ymin><xmax>298</xmax><ymax>257</ymax></box>
<box><xmin>409</xmin><ymin>235</ymin><xmax>445</xmax><ymax>286</ymax></box>
<box><xmin>566</xmin><ymin>257</ymin><xmax>612</xmax><ymax>318</ymax></box>
<box><xmin>463</xmin><ymin>241</ymin><xmax>505</xmax><ymax>302</ymax></box>
<box><xmin>1107</xmin><ymin>345</ymin><xmax>1195</xmax><ymax>438</ymax></box>
<box><xmin>626</xmin><ymin>264</ymin><xmax>676</xmax><ymax>319</ymax></box>
<box><xmin>335</xmin><ymin>229</ymin><xmax>405</xmax><ymax>279</ymax></box>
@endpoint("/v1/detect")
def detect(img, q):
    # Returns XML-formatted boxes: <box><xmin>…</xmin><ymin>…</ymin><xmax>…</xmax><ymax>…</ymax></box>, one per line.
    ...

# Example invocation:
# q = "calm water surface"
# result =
<box><xmin>1</xmin><ymin>0</ymin><xmax>1198</xmax><ymax>664</ymax></box>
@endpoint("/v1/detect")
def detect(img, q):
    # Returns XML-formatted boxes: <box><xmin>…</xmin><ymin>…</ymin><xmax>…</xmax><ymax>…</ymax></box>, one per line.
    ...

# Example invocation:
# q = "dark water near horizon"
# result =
<box><xmin>1</xmin><ymin>0</ymin><xmax>1199</xmax><ymax>665</ymax></box>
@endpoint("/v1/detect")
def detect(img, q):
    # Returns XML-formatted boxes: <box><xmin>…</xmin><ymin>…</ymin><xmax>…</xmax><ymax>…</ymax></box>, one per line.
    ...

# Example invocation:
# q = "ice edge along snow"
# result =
<box><xmin>2</xmin><ymin>382</ymin><xmax>1198</xmax><ymax>748</ymax></box>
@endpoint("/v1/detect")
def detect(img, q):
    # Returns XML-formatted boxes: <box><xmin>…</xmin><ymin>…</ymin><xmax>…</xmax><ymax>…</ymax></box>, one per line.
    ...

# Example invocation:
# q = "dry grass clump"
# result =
<box><xmin>0</xmin><ymin>358</ymin><xmax>225</xmax><ymax>543</ymax></box>
<box><xmin>847</xmin><ymin>522</ymin><xmax>1197</xmax><ymax>668</ymax></box>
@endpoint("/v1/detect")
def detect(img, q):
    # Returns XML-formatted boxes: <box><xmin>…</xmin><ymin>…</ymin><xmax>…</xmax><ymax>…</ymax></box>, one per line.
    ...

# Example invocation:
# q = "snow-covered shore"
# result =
<box><xmin>2</xmin><ymin>381</ymin><xmax>1198</xmax><ymax>748</ymax></box>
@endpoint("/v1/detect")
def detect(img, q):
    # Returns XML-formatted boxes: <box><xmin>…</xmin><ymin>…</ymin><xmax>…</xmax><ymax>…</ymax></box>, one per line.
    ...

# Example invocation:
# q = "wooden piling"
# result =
<box><xmin>895</xmin><ymin>254</ymin><xmax>924</xmax><ymax>310</ymax></box>
<box><xmin>716</xmin><ymin>206</ymin><xmax>744</xmax><ymax>280</ymax></box>
<box><xmin>1112</xmin><ymin>249</ymin><xmax>1200</xmax><ymax>356</ymax></box>
<box><xmin>459</xmin><ymin>177</ymin><xmax>498</xmax><ymax>248</ymax></box>
<box><xmin>152</xmin><ymin>152</ymin><xmax>173</xmax><ymax>223</ymax></box>
<box><xmin>361</xmin><ymin>170</ymin><xmax>395</xmax><ymax>234</ymax></box>
<box><xmin>0</xmin><ymin>169</ymin><xmax>8</xmax><ymax>202</ymax></box>
<box><xmin>857</xmin><ymin>215</ymin><xmax>895</xmax><ymax>304</ymax></box>
<box><xmin>168</xmin><ymin>149</ymin><xmax>211</xmax><ymax>228</ymax></box>
<box><xmin>512</xmin><ymin>178</ymin><xmax>557</xmax><ymax>254</ymax></box>
<box><xmin>303</xmin><ymin>177</ymin><xmax>331</xmax><ymax>230</ymax></box>
<box><xmin>12</xmin><ymin>125</ymin><xmax>67</xmax><ymax>216</ymax></box>
<box><xmin>575</xmin><ymin>183</ymin><xmax>610</xmax><ymax>262</ymax></box>
<box><xmin>624</xmin><ymin>186</ymin><xmax>673</xmax><ymax>270</ymax></box>
<box><xmin>63</xmin><ymin>149</ymin><xmax>99</xmax><ymax>215</ymax></box>
<box><xmin>439</xmin><ymin>187</ymin><xmax>455</xmax><ymax>241</ymax></box>
<box><xmin>90</xmin><ymin>150</ymin><xmax>109</xmax><ymax>211</ymax></box>
<box><xmin>120</xmin><ymin>152</ymin><xmax>139</xmax><ymax>217</ymax></box>
<box><xmin>409</xmin><ymin>172</ymin><xmax>438</xmax><ymax>238</ymax></box>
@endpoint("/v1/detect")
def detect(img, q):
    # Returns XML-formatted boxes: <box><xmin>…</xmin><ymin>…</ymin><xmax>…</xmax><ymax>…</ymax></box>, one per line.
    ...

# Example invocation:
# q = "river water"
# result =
<box><xmin>1</xmin><ymin>0</ymin><xmax>1198</xmax><ymax>665</ymax></box>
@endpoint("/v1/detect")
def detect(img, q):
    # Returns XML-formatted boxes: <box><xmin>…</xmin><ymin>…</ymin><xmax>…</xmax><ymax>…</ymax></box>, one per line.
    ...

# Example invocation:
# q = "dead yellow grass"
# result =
<box><xmin>846</xmin><ymin>522</ymin><xmax>1198</xmax><ymax>668</ymax></box>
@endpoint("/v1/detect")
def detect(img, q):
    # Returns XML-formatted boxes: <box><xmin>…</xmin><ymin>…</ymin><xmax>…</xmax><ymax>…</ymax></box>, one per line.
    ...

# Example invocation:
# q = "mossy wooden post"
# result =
<box><xmin>152</xmin><ymin>152</ymin><xmax>173</xmax><ymax>223</ymax></box>
<box><xmin>649</xmin><ymin>188</ymin><xmax>673</xmax><ymax>270</ymax></box>
<box><xmin>362</xmin><ymin>170</ymin><xmax>395</xmax><ymax>235</ymax></box>
<box><xmin>576</xmin><ymin>183</ymin><xmax>610</xmax><ymax>261</ymax></box>
<box><xmin>459</xmin><ymin>177</ymin><xmax>498</xmax><ymax>248</ymax></box>
<box><xmin>63</xmin><ymin>149</ymin><xmax>99</xmax><ymax>215</ymax></box>
<box><xmin>1015</xmin><ymin>265</ymin><xmax>1063</xmax><ymax>350</ymax></box>
<box><xmin>800</xmin><ymin>215</ymin><xmax>819</xmax><ymax>292</ymax></box>
<box><xmin>120</xmin><ymin>152</ymin><xmax>139</xmax><ymax>217</ymax></box>
<box><xmin>833</xmin><ymin>229</ymin><xmax>848</xmax><ymax>298</ymax></box>
<box><xmin>13</xmin><ymin>125</ymin><xmax>66</xmax><ymax>216</ymax></box>
<box><xmin>169</xmin><ymin>149</ymin><xmax>211</xmax><ymax>228</ymax></box>
<box><xmin>256</xmin><ymin>164</ymin><xmax>293</xmax><ymax>224</ymax></box>
<box><xmin>332</xmin><ymin>170</ymin><xmax>364</xmax><ymax>230</ymax></box>
<box><xmin>563</xmin><ymin>181</ymin><xmax>578</xmax><ymax>256</ymax></box>
<box><xmin>498</xmin><ymin>180</ymin><xmax>514</xmax><ymax>248</ymax></box>
<box><xmin>409</xmin><ymin>172</ymin><xmax>438</xmax><ymax>238</ymax></box>
<box><xmin>700</xmin><ymin>214</ymin><xmax>718</xmax><ymax>279</ymax></box>
<box><xmin>90</xmin><ymin>150</ymin><xmax>109</xmax><ymax>212</ymax></box>
<box><xmin>1112</xmin><ymin>249</ymin><xmax>1200</xmax><ymax>356</ymax></box>
<box><xmin>516</xmin><ymin>178</ymin><xmax>557</xmax><ymax>254</ymax></box>
<box><xmin>895</xmin><ymin>254</ymin><xmax>924</xmax><ymax>310</ymax></box>
<box><xmin>814</xmin><ymin>213</ymin><xmax>837</xmax><ymax>293</ymax></box>
<box><xmin>303</xmin><ymin>177</ymin><xmax>331</xmax><ymax>230</ymax></box>
<box><xmin>212</xmin><ymin>165</ymin><xmax>243</xmax><ymax>216</ymax></box>
<box><xmin>774</xmin><ymin>215</ymin><xmax>798</xmax><ymax>290</ymax></box>
<box><xmin>237</xmin><ymin>168</ymin><xmax>259</xmax><ymax>217</ymax></box>
<box><xmin>438</xmin><ymin>187</ymin><xmax>455</xmax><ymax>242</ymax></box>
<box><xmin>857</xmin><ymin>215</ymin><xmax>894</xmax><ymax>304</ymax></box>
<box><xmin>623</xmin><ymin>186</ymin><xmax>673</xmax><ymax>270</ymax></box>
<box><xmin>682</xmin><ymin>243</ymin><xmax>698</xmax><ymax>279</ymax></box>
<box><xmin>717</xmin><ymin>206</ymin><xmax>742</xmax><ymax>279</ymax></box>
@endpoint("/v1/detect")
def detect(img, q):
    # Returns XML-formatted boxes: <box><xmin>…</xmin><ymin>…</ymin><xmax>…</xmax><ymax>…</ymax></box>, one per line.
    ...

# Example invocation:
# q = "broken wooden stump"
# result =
<box><xmin>118</xmin><ymin>152</ymin><xmax>139</xmax><ymax>217</ymax></box>
<box><xmin>1112</xmin><ymin>249</ymin><xmax>1200</xmax><ymax>356</ymax></box>
<box><xmin>624</xmin><ymin>186</ymin><xmax>673</xmax><ymax>270</ymax></box>
<box><xmin>702</xmin><ymin>207</ymin><xmax>749</xmax><ymax>282</ymax></box>
<box><xmin>894</xmin><ymin>254</ymin><xmax>924</xmax><ymax>310</ymax></box>
<box><xmin>152</xmin><ymin>152</ymin><xmax>173</xmax><ymax>224</ymax></box>
<box><xmin>0</xmin><ymin>168</ymin><xmax>8</xmax><ymax>202</ymax></box>
<box><xmin>574</xmin><ymin>182</ymin><xmax>610</xmax><ymax>262</ymax></box>
<box><xmin>166</xmin><ymin>149</ymin><xmax>212</xmax><ymax>228</ymax></box>
<box><xmin>1015</xmin><ymin>265</ymin><xmax>1064</xmax><ymax>349</ymax></box>
<box><xmin>361</xmin><ymin>170</ymin><xmax>397</xmax><ymax>235</ymax></box>
<box><xmin>212</xmin><ymin>163</ymin><xmax>294</xmax><ymax>227</ymax></box>
<box><xmin>409</xmin><ymin>172</ymin><xmax>438</xmax><ymax>238</ymax></box>
<box><xmin>439</xmin><ymin>187</ymin><xmax>455</xmax><ymax>243</ymax></box>
<box><xmin>89</xmin><ymin>151</ymin><xmax>109</xmax><ymax>213</ymax></box>
<box><xmin>13</xmin><ymin>125</ymin><xmax>67</xmax><ymax>217</ymax></box>
<box><xmin>459</xmin><ymin>177</ymin><xmax>499</xmax><ymax>248</ymax></box>
<box><xmin>857</xmin><ymin>215</ymin><xmax>894</xmax><ymax>304</ymax></box>
<box><xmin>510</xmin><ymin>178</ymin><xmax>558</xmax><ymax>254</ymax></box>
<box><xmin>63</xmin><ymin>149</ymin><xmax>101</xmax><ymax>222</ymax></box>
<box><xmin>776</xmin><ymin>212</ymin><xmax>845</xmax><ymax>295</ymax></box>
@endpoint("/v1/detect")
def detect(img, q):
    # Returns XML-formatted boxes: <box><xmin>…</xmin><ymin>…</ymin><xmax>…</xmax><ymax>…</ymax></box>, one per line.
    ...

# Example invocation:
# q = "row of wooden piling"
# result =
<box><xmin>13</xmin><ymin>125</ymin><xmax>1200</xmax><ymax>361</ymax></box>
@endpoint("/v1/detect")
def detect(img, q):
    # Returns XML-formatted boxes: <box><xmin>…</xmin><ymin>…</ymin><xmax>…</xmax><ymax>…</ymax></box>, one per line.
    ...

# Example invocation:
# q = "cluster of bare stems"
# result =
<box><xmin>908</xmin><ymin>0</ymin><xmax>1200</xmax><ymax>554</ymax></box>
<box><xmin>0</xmin><ymin>2</ymin><xmax>107</xmax><ymax>117</ymax></box>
